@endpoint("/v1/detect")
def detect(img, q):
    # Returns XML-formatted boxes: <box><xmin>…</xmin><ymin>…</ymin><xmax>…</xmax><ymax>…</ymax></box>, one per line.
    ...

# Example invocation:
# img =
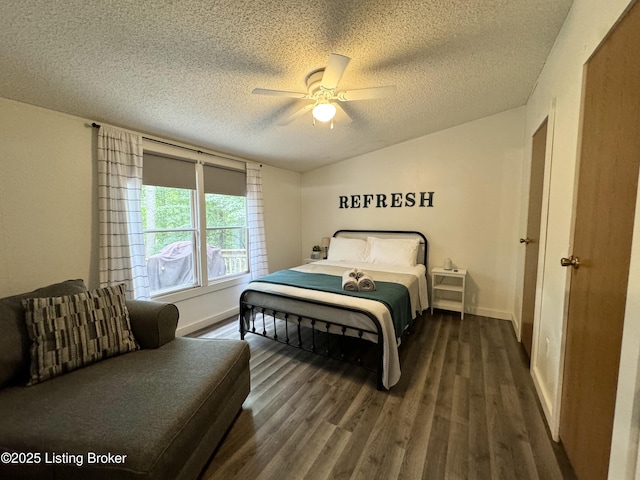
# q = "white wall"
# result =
<box><xmin>0</xmin><ymin>97</ymin><xmax>302</xmax><ymax>335</ymax></box>
<box><xmin>517</xmin><ymin>0</ymin><xmax>639</xmax><ymax>477</ymax></box>
<box><xmin>301</xmin><ymin>107</ymin><xmax>525</xmax><ymax>321</ymax></box>
<box><xmin>261</xmin><ymin>164</ymin><xmax>302</xmax><ymax>273</ymax></box>
<box><xmin>0</xmin><ymin>98</ymin><xmax>97</xmax><ymax>294</ymax></box>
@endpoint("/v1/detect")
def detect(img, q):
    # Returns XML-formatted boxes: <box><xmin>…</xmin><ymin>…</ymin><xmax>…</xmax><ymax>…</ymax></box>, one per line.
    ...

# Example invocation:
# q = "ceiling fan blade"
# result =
<box><xmin>335</xmin><ymin>103</ymin><xmax>352</xmax><ymax>123</ymax></box>
<box><xmin>338</xmin><ymin>85</ymin><xmax>397</xmax><ymax>101</ymax></box>
<box><xmin>277</xmin><ymin>103</ymin><xmax>314</xmax><ymax>126</ymax></box>
<box><xmin>252</xmin><ymin>88</ymin><xmax>307</xmax><ymax>99</ymax></box>
<box><xmin>321</xmin><ymin>53</ymin><xmax>350</xmax><ymax>89</ymax></box>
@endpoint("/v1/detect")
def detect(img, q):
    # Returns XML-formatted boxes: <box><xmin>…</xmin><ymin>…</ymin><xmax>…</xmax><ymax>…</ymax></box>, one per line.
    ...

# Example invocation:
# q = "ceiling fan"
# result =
<box><xmin>252</xmin><ymin>53</ymin><xmax>396</xmax><ymax>128</ymax></box>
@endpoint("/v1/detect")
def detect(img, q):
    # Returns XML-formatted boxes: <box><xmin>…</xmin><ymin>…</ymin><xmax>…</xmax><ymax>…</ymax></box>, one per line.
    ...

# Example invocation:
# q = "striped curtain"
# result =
<box><xmin>246</xmin><ymin>163</ymin><xmax>269</xmax><ymax>279</ymax></box>
<box><xmin>97</xmin><ymin>126</ymin><xmax>150</xmax><ymax>299</ymax></box>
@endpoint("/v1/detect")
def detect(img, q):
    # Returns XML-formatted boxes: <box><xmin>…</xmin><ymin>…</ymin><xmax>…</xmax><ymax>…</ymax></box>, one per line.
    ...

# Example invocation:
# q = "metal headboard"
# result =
<box><xmin>332</xmin><ymin>229</ymin><xmax>428</xmax><ymax>268</ymax></box>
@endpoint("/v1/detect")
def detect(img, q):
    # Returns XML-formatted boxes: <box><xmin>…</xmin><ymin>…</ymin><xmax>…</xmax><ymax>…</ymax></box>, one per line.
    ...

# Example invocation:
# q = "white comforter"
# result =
<box><xmin>243</xmin><ymin>260</ymin><xmax>429</xmax><ymax>389</ymax></box>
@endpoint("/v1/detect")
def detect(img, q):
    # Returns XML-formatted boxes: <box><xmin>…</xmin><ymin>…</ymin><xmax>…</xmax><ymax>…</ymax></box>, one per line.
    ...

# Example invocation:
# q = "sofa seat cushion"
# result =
<box><xmin>0</xmin><ymin>337</ymin><xmax>250</xmax><ymax>480</ymax></box>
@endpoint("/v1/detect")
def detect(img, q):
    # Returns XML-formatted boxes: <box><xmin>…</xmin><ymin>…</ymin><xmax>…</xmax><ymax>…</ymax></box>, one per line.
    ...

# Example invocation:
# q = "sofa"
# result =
<box><xmin>0</xmin><ymin>279</ymin><xmax>251</xmax><ymax>480</ymax></box>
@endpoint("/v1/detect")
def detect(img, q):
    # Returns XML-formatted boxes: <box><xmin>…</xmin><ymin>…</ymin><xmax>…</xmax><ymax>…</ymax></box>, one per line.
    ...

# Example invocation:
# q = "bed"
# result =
<box><xmin>239</xmin><ymin>230</ymin><xmax>429</xmax><ymax>390</ymax></box>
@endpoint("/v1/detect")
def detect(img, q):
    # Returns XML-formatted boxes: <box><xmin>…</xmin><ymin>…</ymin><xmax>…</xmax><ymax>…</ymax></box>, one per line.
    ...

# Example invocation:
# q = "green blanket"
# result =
<box><xmin>251</xmin><ymin>270</ymin><xmax>412</xmax><ymax>337</ymax></box>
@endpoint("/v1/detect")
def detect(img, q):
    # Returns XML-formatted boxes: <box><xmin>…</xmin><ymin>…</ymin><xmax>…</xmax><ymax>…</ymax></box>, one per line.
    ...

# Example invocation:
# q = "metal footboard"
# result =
<box><xmin>239</xmin><ymin>290</ymin><xmax>386</xmax><ymax>390</ymax></box>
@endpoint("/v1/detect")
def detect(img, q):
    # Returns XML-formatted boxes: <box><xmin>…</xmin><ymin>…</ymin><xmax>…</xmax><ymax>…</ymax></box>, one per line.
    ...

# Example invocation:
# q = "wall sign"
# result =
<box><xmin>339</xmin><ymin>192</ymin><xmax>434</xmax><ymax>209</ymax></box>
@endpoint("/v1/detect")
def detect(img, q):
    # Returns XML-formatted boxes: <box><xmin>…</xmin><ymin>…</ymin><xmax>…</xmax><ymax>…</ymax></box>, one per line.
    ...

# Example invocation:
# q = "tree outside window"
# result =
<box><xmin>141</xmin><ymin>154</ymin><xmax>248</xmax><ymax>296</ymax></box>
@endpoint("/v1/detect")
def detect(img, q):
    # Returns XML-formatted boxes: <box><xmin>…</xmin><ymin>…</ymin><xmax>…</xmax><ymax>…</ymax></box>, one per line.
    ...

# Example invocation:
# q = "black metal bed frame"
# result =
<box><xmin>239</xmin><ymin>230</ymin><xmax>428</xmax><ymax>391</ymax></box>
<box><xmin>239</xmin><ymin>290</ymin><xmax>386</xmax><ymax>389</ymax></box>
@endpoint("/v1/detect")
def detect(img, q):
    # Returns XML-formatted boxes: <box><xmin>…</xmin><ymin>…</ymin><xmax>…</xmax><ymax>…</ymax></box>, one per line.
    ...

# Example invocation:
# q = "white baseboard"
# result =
<box><xmin>468</xmin><ymin>306</ymin><xmax>513</xmax><ymax>321</ymax></box>
<box><xmin>176</xmin><ymin>306</ymin><xmax>239</xmax><ymax>337</ymax></box>
<box><xmin>510</xmin><ymin>312</ymin><xmax>521</xmax><ymax>340</ymax></box>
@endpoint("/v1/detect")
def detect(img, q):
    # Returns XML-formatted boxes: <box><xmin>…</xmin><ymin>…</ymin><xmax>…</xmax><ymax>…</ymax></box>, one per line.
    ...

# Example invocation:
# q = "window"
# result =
<box><xmin>142</xmin><ymin>152</ymin><xmax>247</xmax><ymax>296</ymax></box>
<box><xmin>142</xmin><ymin>185</ymin><xmax>198</xmax><ymax>294</ymax></box>
<box><xmin>202</xmin><ymin>163</ymin><xmax>248</xmax><ymax>282</ymax></box>
<box><xmin>205</xmin><ymin>193</ymin><xmax>247</xmax><ymax>279</ymax></box>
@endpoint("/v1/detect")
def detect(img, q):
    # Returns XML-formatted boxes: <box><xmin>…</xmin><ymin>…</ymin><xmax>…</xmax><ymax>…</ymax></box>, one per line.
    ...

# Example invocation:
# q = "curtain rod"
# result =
<box><xmin>90</xmin><ymin>122</ymin><xmax>261</xmax><ymax>167</ymax></box>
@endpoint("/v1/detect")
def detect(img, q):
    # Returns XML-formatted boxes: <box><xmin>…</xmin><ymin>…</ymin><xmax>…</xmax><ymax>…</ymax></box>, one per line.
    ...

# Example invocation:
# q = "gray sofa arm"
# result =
<box><xmin>126</xmin><ymin>300</ymin><xmax>179</xmax><ymax>349</ymax></box>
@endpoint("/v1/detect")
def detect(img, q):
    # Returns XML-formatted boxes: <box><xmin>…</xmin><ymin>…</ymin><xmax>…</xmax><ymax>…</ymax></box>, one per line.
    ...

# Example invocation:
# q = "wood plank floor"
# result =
<box><xmin>192</xmin><ymin>312</ymin><xmax>576</xmax><ymax>480</ymax></box>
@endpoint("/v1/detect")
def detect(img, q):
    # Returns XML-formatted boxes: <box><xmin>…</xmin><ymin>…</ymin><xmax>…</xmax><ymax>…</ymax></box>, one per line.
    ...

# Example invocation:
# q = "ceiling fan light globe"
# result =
<box><xmin>312</xmin><ymin>103</ymin><xmax>337</xmax><ymax>123</ymax></box>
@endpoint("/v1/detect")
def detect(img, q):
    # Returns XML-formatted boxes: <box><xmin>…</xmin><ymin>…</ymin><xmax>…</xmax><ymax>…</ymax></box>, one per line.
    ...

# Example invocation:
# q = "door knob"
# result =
<box><xmin>560</xmin><ymin>256</ymin><xmax>580</xmax><ymax>269</ymax></box>
<box><xmin>520</xmin><ymin>238</ymin><xmax>531</xmax><ymax>245</ymax></box>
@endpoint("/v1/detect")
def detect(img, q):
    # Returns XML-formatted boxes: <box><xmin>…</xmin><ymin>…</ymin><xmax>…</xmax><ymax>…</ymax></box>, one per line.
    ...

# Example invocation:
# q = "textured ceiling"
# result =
<box><xmin>0</xmin><ymin>0</ymin><xmax>573</xmax><ymax>172</ymax></box>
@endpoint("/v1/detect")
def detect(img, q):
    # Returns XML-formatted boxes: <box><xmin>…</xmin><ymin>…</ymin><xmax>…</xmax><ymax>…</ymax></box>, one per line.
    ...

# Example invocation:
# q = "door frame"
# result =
<box><xmin>525</xmin><ymin>100</ymin><xmax>558</xmax><ymax>425</ymax></box>
<box><xmin>609</xmin><ymin>180</ymin><xmax>640</xmax><ymax>479</ymax></box>
<box><xmin>517</xmin><ymin>99</ymin><xmax>556</xmax><ymax>342</ymax></box>
<box><xmin>550</xmin><ymin>62</ymin><xmax>591</xmax><ymax>443</ymax></box>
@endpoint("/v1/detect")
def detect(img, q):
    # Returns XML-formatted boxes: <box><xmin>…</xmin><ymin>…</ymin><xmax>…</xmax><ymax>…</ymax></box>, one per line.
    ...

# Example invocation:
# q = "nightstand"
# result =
<box><xmin>431</xmin><ymin>267</ymin><xmax>467</xmax><ymax>319</ymax></box>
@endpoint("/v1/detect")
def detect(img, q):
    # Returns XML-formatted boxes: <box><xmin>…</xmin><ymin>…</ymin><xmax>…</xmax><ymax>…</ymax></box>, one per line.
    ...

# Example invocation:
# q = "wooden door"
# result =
<box><xmin>559</xmin><ymin>3</ymin><xmax>640</xmax><ymax>480</ymax></box>
<box><xmin>521</xmin><ymin>119</ymin><xmax>548</xmax><ymax>360</ymax></box>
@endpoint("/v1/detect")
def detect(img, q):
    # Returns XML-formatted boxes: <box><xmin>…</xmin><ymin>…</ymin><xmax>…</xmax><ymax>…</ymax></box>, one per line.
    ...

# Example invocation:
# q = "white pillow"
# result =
<box><xmin>327</xmin><ymin>237</ymin><xmax>369</xmax><ymax>262</ymax></box>
<box><xmin>365</xmin><ymin>236</ymin><xmax>420</xmax><ymax>267</ymax></box>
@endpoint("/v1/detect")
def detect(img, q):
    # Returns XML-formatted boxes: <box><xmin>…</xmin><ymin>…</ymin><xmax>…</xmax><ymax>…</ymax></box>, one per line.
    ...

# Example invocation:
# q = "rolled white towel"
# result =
<box><xmin>348</xmin><ymin>268</ymin><xmax>359</xmax><ymax>278</ymax></box>
<box><xmin>342</xmin><ymin>270</ymin><xmax>359</xmax><ymax>291</ymax></box>
<box><xmin>358</xmin><ymin>272</ymin><xmax>376</xmax><ymax>292</ymax></box>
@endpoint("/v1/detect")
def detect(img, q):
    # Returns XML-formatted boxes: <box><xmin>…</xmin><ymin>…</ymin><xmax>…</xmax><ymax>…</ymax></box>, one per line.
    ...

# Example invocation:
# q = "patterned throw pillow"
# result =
<box><xmin>22</xmin><ymin>283</ymin><xmax>139</xmax><ymax>385</ymax></box>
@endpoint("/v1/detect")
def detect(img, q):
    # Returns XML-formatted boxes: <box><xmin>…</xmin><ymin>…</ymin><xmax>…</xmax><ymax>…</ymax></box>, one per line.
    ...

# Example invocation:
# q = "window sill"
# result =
<box><xmin>151</xmin><ymin>273</ymin><xmax>251</xmax><ymax>303</ymax></box>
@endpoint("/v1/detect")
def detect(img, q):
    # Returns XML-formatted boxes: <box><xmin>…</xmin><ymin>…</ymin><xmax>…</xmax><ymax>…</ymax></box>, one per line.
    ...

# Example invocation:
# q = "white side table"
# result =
<box><xmin>431</xmin><ymin>267</ymin><xmax>467</xmax><ymax>319</ymax></box>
